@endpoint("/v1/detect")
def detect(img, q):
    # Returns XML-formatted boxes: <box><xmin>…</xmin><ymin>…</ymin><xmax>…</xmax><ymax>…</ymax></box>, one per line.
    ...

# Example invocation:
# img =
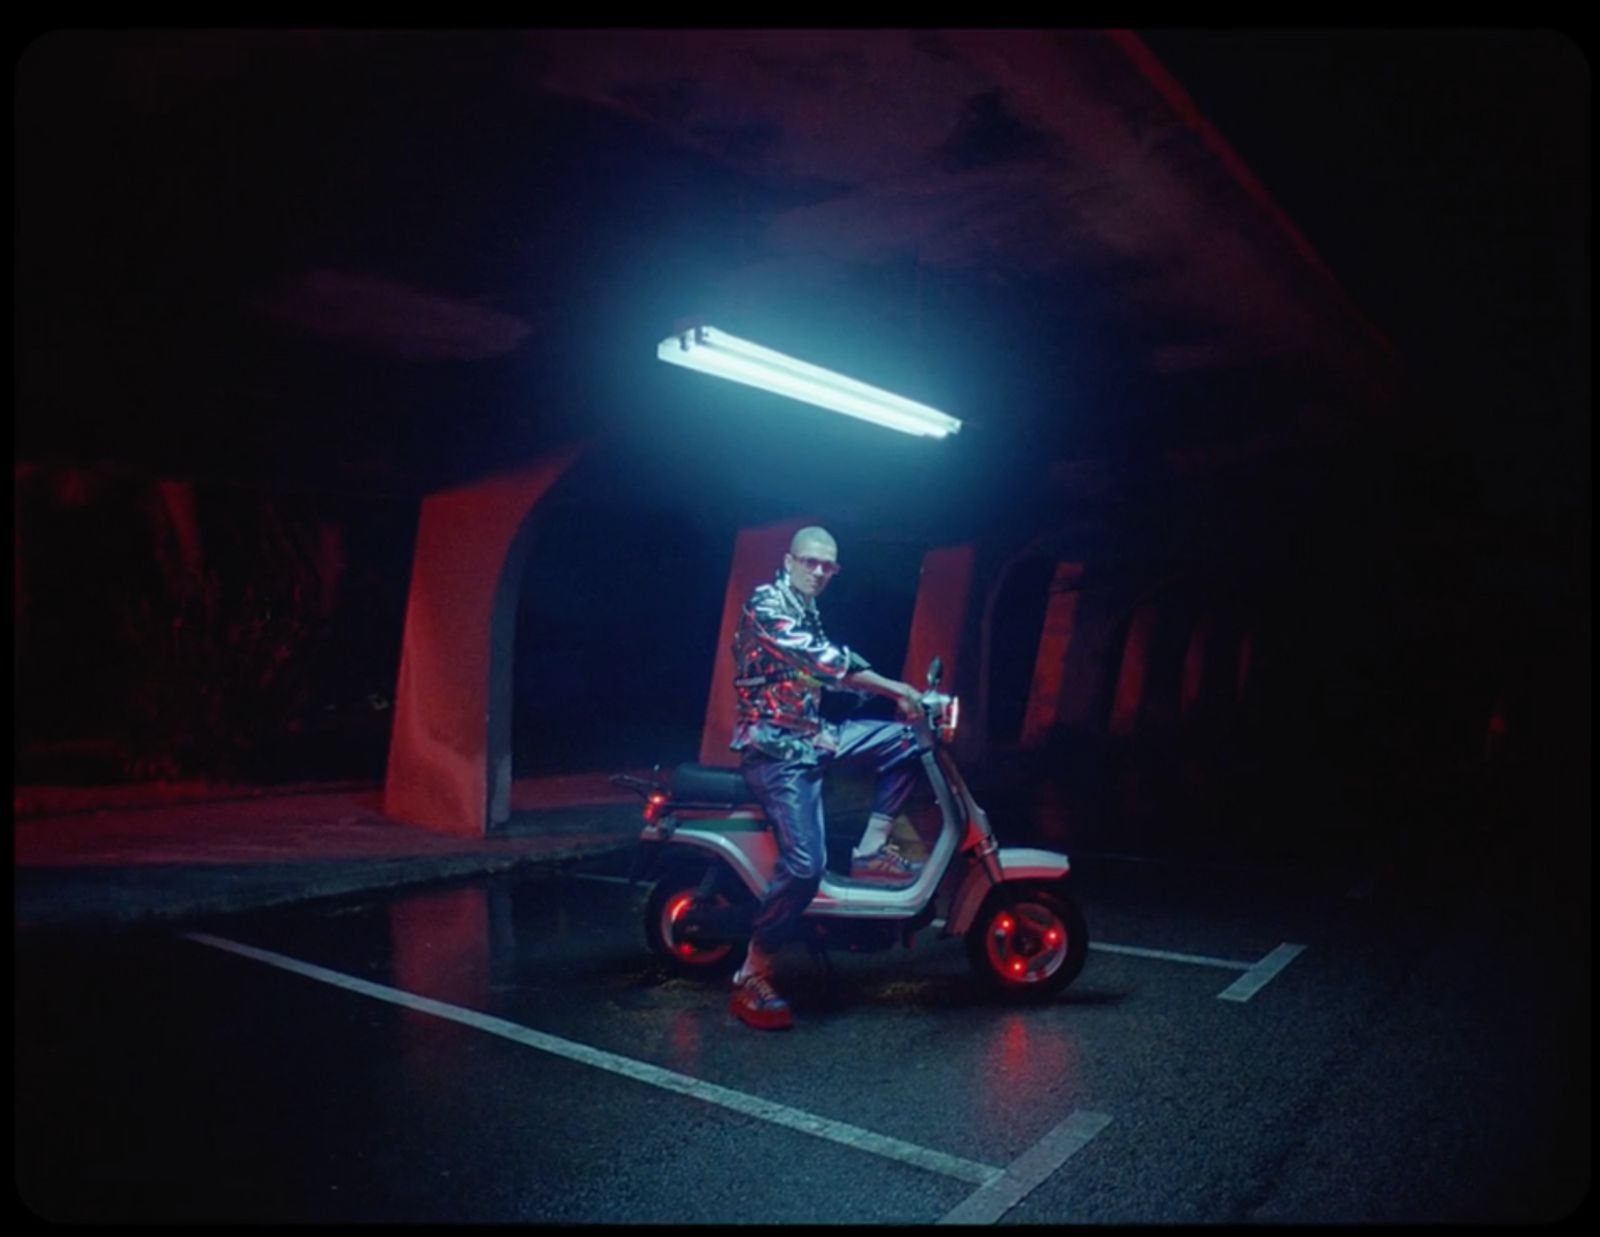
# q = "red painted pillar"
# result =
<box><xmin>901</xmin><ymin>543</ymin><xmax>977</xmax><ymax>690</ymax></box>
<box><xmin>1179</xmin><ymin>612</ymin><xmax>1213</xmax><ymax>723</ymax></box>
<box><xmin>153</xmin><ymin>479</ymin><xmax>205</xmax><ymax>598</ymax></box>
<box><xmin>1019</xmin><ymin>561</ymin><xmax>1085</xmax><ymax>747</ymax></box>
<box><xmin>1236</xmin><ymin>630</ymin><xmax>1255</xmax><ymax>702</ymax></box>
<box><xmin>1054</xmin><ymin>591</ymin><xmax>1121</xmax><ymax>734</ymax></box>
<box><xmin>1108</xmin><ymin>602</ymin><xmax>1159</xmax><ymax>737</ymax></box>
<box><xmin>384</xmin><ymin>448</ymin><xmax>583</xmax><ymax>836</ymax></box>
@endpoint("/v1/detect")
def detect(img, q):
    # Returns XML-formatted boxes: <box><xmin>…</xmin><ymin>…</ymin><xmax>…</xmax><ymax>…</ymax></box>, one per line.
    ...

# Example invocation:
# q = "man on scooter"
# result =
<box><xmin>727</xmin><ymin>526</ymin><xmax>927</xmax><ymax>1030</ymax></box>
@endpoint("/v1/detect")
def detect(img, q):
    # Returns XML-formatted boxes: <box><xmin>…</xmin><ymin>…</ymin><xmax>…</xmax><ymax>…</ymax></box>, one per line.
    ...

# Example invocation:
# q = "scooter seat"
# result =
<box><xmin>670</xmin><ymin>762</ymin><xmax>762</xmax><ymax>807</ymax></box>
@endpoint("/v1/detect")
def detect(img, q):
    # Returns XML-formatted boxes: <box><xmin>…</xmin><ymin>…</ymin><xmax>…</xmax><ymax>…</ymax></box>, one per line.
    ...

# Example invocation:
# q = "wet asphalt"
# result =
<box><xmin>15</xmin><ymin>814</ymin><xmax>1589</xmax><ymax>1225</ymax></box>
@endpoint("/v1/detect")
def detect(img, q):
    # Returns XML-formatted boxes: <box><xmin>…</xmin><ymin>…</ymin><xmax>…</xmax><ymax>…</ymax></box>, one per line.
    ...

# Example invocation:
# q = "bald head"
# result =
<box><xmin>789</xmin><ymin>526</ymin><xmax>836</xmax><ymax>557</ymax></box>
<box><xmin>784</xmin><ymin>527</ymin><xmax>840</xmax><ymax>600</ymax></box>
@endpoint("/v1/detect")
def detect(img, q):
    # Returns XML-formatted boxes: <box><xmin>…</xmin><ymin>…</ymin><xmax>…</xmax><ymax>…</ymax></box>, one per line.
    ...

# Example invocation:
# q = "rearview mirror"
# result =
<box><xmin>926</xmin><ymin>656</ymin><xmax>943</xmax><ymax>690</ymax></box>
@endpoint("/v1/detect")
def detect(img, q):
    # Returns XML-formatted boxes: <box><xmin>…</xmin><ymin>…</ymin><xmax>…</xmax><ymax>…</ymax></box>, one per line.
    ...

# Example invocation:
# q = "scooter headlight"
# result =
<box><xmin>938</xmin><ymin>696</ymin><xmax>960</xmax><ymax>742</ymax></box>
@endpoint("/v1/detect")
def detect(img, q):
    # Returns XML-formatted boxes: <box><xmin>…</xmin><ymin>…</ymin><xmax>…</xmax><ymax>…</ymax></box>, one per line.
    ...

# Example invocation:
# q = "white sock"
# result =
<box><xmin>735</xmin><ymin>942</ymin><xmax>770</xmax><ymax>985</ymax></box>
<box><xmin>853</xmin><ymin>812</ymin><xmax>895</xmax><ymax>858</ymax></box>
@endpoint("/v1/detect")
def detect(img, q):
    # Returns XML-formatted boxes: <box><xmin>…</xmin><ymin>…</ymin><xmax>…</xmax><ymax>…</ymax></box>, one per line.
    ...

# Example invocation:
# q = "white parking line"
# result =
<box><xmin>1088</xmin><ymin>941</ymin><xmax>1251</xmax><ymax>970</ymax></box>
<box><xmin>937</xmin><ymin>1110</ymin><xmax>1113</xmax><ymax>1225</ymax></box>
<box><xmin>182</xmin><ymin>932</ymin><xmax>998</xmax><ymax>1186</ymax></box>
<box><xmin>1093</xmin><ymin>939</ymin><xmax>1307</xmax><ymax>1001</ymax></box>
<box><xmin>183</xmin><ymin>931</ymin><xmax>1113</xmax><ymax>1222</ymax></box>
<box><xmin>1215</xmin><ymin>943</ymin><xmax>1307</xmax><ymax>1002</ymax></box>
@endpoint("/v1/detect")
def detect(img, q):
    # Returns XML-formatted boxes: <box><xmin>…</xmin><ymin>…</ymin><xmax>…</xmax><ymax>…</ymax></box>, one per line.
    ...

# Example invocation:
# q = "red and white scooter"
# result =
<box><xmin>614</xmin><ymin>658</ymin><xmax>1089</xmax><ymax>1001</ymax></box>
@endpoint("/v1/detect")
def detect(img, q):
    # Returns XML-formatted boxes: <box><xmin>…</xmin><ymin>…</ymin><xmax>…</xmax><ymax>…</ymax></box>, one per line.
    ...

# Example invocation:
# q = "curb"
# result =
<box><xmin>14</xmin><ymin>836</ymin><xmax>637</xmax><ymax>934</ymax></box>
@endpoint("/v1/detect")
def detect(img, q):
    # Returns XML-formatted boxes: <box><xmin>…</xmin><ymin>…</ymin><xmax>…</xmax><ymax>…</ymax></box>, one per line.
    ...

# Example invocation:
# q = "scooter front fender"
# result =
<box><xmin>946</xmin><ymin>847</ymin><xmax>1073</xmax><ymax>936</ymax></box>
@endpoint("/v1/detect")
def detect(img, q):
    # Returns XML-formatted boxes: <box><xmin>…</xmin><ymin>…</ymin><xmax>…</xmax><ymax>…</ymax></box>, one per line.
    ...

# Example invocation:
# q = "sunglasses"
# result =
<box><xmin>791</xmin><ymin>554</ymin><xmax>841</xmax><ymax>578</ymax></box>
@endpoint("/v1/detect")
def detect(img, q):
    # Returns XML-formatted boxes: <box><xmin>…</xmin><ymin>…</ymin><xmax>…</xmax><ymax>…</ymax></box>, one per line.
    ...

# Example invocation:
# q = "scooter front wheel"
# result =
<box><xmin>644</xmin><ymin>870</ymin><xmax>749</xmax><ymax>978</ymax></box>
<box><xmin>966</xmin><ymin>881</ymin><xmax>1088</xmax><ymax>1001</ymax></box>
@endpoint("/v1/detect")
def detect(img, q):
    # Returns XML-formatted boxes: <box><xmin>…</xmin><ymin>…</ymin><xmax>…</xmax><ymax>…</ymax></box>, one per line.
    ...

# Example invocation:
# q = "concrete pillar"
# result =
<box><xmin>1138</xmin><ymin>601</ymin><xmax>1195</xmax><ymax>733</ymax></box>
<box><xmin>384</xmin><ymin>446</ymin><xmax>583</xmax><ymax>836</ymax></box>
<box><xmin>1019</xmin><ymin>561</ymin><xmax>1086</xmax><ymax>747</ymax></box>
<box><xmin>901</xmin><ymin>542</ymin><xmax>977</xmax><ymax>692</ymax></box>
<box><xmin>1055</xmin><ymin>590</ymin><xmax>1129</xmax><ymax>735</ymax></box>
<box><xmin>1108</xmin><ymin>601</ymin><xmax>1160</xmax><ymax>737</ymax></box>
<box><xmin>1179</xmin><ymin>611</ymin><xmax>1213</xmax><ymax>723</ymax></box>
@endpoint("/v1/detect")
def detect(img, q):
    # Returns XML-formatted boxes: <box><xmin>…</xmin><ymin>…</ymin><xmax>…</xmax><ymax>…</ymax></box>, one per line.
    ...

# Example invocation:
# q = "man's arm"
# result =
<box><xmin>744</xmin><ymin>589</ymin><xmax>857</xmax><ymax>683</ymax></box>
<box><xmin>844</xmin><ymin>667</ymin><xmax>924</xmax><ymax>721</ymax></box>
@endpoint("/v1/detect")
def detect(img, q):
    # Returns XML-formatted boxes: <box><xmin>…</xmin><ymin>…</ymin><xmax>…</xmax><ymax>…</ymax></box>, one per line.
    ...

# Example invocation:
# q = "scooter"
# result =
<box><xmin>612</xmin><ymin>658</ymin><xmax>1089</xmax><ymax>1001</ymax></box>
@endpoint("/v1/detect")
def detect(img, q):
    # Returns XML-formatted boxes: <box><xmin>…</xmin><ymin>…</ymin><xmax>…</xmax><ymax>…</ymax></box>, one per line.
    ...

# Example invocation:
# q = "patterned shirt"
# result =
<box><xmin>729</xmin><ymin>570</ymin><xmax>870</xmax><ymax>762</ymax></box>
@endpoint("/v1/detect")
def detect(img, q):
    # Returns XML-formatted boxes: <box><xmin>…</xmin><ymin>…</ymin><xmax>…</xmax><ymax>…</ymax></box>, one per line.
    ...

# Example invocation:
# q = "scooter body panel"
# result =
<box><xmin>656</xmin><ymin>823</ymin><xmax>947</xmax><ymax>921</ymax></box>
<box><xmin>646</xmin><ymin>746</ymin><xmax>966</xmax><ymax>922</ymax></box>
<box><xmin>946</xmin><ymin>847</ymin><xmax>1073</xmax><ymax>936</ymax></box>
<box><xmin>646</xmin><ymin>825</ymin><xmax>776</xmax><ymax>901</ymax></box>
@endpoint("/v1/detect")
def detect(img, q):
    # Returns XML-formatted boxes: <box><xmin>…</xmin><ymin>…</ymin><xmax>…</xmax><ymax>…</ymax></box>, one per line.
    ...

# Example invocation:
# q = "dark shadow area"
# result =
<box><xmin>509</xmin><ymin>454</ymin><xmax>734</xmax><ymax>778</ymax></box>
<box><xmin>14</xmin><ymin>465</ymin><xmax>417</xmax><ymax>787</ymax></box>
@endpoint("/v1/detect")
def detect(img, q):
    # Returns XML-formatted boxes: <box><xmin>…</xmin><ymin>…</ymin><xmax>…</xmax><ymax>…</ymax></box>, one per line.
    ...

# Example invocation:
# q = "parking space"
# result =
<box><xmin>145</xmin><ymin>853</ymin><xmax>1319</xmax><ymax>1222</ymax></box>
<box><xmin>184</xmin><ymin>926</ymin><xmax>1116</xmax><ymax>1223</ymax></box>
<box><xmin>21</xmin><ymin>840</ymin><xmax>1579</xmax><ymax>1224</ymax></box>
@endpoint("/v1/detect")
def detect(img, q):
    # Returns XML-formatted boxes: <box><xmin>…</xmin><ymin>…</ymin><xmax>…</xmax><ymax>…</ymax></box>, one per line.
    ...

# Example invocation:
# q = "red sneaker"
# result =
<box><xmin>729</xmin><ymin>973</ymin><xmax>794</xmax><ymax>1030</ymax></box>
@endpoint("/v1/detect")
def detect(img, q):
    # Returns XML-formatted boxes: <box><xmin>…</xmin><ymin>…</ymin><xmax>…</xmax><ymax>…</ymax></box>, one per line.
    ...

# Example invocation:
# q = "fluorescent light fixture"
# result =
<box><xmin>657</xmin><ymin>324</ymin><xmax>961</xmax><ymax>439</ymax></box>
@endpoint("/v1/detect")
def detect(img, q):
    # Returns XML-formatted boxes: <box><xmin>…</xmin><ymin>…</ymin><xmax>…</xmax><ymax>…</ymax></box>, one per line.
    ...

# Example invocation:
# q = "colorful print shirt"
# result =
<box><xmin>729</xmin><ymin>571</ymin><xmax>871</xmax><ymax>763</ymax></box>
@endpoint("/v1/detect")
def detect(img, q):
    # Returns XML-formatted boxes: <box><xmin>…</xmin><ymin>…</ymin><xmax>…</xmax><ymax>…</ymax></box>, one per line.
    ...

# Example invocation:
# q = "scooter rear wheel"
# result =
<box><xmin>966</xmin><ymin>881</ymin><xmax>1088</xmax><ymax>1001</ymax></box>
<box><xmin>644</xmin><ymin>869</ymin><xmax>749</xmax><ymax>978</ymax></box>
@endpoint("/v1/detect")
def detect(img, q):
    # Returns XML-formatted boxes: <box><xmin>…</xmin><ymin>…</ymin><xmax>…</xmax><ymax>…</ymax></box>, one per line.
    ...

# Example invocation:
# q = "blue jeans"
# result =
<box><xmin>741</xmin><ymin>719</ymin><xmax>922</xmax><ymax>953</ymax></box>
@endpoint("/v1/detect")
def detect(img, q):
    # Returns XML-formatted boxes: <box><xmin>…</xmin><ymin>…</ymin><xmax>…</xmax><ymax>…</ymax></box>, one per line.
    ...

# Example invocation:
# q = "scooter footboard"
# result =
<box><xmin>945</xmin><ymin>847</ymin><xmax>1073</xmax><ymax>936</ymax></box>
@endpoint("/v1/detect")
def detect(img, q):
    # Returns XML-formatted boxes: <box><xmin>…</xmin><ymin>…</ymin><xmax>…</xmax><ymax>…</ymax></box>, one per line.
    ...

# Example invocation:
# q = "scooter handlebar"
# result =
<box><xmin>917</xmin><ymin>690</ymin><xmax>959</xmax><ymax>741</ymax></box>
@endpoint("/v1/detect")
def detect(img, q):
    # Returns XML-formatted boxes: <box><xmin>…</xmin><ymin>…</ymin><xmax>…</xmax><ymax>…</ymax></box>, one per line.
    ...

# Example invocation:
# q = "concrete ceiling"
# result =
<box><xmin>17</xmin><ymin>29</ymin><xmax>1397</xmax><ymax>505</ymax></box>
<box><xmin>533</xmin><ymin>30</ymin><xmax>1390</xmax><ymax>378</ymax></box>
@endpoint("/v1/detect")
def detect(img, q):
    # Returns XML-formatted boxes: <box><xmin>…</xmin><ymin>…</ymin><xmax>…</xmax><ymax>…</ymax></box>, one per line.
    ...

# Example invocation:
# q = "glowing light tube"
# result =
<box><xmin>657</xmin><ymin>325</ymin><xmax>961</xmax><ymax>438</ymax></box>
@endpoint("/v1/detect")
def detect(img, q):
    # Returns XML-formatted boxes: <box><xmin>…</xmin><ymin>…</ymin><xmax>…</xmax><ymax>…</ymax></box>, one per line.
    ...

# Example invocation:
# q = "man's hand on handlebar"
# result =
<box><xmin>892</xmin><ymin>683</ymin><xmax>924</xmax><ymax>722</ymax></box>
<box><xmin>845</xmin><ymin>669</ymin><xmax>926</xmax><ymax>722</ymax></box>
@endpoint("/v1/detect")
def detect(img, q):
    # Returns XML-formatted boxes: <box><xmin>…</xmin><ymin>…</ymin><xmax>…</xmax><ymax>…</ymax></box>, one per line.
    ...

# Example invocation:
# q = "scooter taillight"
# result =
<box><xmin>643</xmin><ymin>792</ymin><xmax>669</xmax><ymax>823</ymax></box>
